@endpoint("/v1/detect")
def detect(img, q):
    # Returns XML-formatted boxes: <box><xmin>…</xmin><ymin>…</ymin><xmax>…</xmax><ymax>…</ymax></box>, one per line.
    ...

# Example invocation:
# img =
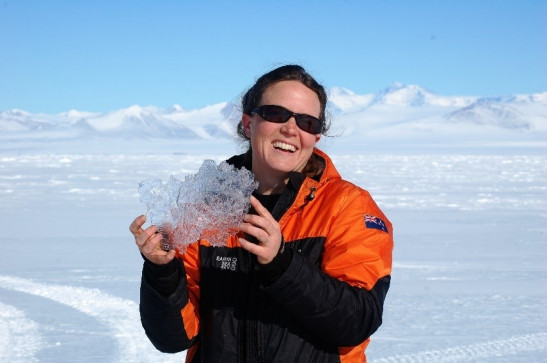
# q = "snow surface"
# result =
<box><xmin>1</xmin><ymin>84</ymin><xmax>546</xmax><ymax>362</ymax></box>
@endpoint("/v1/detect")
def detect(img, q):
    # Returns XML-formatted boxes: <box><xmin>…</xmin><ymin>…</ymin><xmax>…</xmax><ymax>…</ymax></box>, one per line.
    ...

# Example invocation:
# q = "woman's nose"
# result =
<box><xmin>281</xmin><ymin>116</ymin><xmax>299</xmax><ymax>135</ymax></box>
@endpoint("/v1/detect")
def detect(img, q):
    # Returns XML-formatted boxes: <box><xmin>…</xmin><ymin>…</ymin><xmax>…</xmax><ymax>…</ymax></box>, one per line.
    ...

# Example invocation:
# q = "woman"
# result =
<box><xmin>129</xmin><ymin>65</ymin><xmax>393</xmax><ymax>362</ymax></box>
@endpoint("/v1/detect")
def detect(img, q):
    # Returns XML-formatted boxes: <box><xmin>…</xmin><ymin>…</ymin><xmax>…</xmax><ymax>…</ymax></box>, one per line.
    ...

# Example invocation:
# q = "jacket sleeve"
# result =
<box><xmin>140</xmin><ymin>242</ymin><xmax>201</xmax><ymax>353</ymax></box>
<box><xmin>261</xmin><ymin>188</ymin><xmax>393</xmax><ymax>347</ymax></box>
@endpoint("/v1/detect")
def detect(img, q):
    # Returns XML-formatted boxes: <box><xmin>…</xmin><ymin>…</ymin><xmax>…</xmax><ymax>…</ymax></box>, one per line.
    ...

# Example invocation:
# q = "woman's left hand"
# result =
<box><xmin>238</xmin><ymin>195</ymin><xmax>283</xmax><ymax>264</ymax></box>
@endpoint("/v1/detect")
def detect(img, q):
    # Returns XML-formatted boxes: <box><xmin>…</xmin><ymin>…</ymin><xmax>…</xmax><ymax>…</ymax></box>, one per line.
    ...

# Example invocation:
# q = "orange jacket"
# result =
<box><xmin>140</xmin><ymin>148</ymin><xmax>393</xmax><ymax>362</ymax></box>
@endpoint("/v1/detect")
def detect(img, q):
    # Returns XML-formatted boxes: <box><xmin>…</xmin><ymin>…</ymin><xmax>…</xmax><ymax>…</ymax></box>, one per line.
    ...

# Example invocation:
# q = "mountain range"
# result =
<box><xmin>1</xmin><ymin>83</ymin><xmax>546</xmax><ymax>151</ymax></box>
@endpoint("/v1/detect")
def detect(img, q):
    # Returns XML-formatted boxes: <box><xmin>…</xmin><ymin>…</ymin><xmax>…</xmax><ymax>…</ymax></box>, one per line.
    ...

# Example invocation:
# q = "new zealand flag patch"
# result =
<box><xmin>364</xmin><ymin>215</ymin><xmax>388</xmax><ymax>233</ymax></box>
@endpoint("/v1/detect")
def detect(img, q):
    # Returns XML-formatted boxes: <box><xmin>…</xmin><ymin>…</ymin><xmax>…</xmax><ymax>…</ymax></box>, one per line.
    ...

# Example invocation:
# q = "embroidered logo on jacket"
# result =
<box><xmin>216</xmin><ymin>256</ymin><xmax>238</xmax><ymax>271</ymax></box>
<box><xmin>364</xmin><ymin>215</ymin><xmax>388</xmax><ymax>233</ymax></box>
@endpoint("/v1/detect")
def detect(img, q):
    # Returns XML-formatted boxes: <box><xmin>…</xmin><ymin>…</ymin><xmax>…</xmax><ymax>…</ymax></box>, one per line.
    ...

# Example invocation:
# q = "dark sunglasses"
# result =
<box><xmin>250</xmin><ymin>105</ymin><xmax>324</xmax><ymax>135</ymax></box>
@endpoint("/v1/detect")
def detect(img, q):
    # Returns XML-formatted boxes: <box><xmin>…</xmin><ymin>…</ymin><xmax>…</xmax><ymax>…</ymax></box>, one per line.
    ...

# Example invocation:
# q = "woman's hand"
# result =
<box><xmin>129</xmin><ymin>215</ymin><xmax>176</xmax><ymax>265</ymax></box>
<box><xmin>238</xmin><ymin>195</ymin><xmax>283</xmax><ymax>264</ymax></box>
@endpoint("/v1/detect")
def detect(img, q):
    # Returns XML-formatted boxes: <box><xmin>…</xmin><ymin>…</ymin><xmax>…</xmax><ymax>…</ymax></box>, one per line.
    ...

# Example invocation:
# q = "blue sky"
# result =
<box><xmin>1</xmin><ymin>0</ymin><xmax>545</xmax><ymax>113</ymax></box>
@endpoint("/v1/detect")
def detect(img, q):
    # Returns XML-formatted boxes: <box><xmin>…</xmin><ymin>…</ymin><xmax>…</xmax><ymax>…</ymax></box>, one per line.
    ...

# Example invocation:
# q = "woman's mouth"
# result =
<box><xmin>272</xmin><ymin>141</ymin><xmax>296</xmax><ymax>153</ymax></box>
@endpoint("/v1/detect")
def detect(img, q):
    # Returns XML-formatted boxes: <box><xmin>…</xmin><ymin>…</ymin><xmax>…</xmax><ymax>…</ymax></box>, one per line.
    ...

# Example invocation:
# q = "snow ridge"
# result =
<box><xmin>0</xmin><ymin>302</ymin><xmax>43</xmax><ymax>363</ymax></box>
<box><xmin>0</xmin><ymin>275</ymin><xmax>186</xmax><ymax>362</ymax></box>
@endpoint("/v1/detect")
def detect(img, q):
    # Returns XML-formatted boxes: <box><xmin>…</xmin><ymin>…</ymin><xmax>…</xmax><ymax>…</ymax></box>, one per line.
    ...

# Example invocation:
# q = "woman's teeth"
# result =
<box><xmin>272</xmin><ymin>141</ymin><xmax>296</xmax><ymax>152</ymax></box>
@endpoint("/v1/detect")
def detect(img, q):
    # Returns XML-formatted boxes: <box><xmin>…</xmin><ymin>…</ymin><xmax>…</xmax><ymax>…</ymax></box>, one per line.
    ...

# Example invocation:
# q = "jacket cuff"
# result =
<box><xmin>257</xmin><ymin>248</ymin><xmax>293</xmax><ymax>286</ymax></box>
<box><xmin>142</xmin><ymin>257</ymin><xmax>181</xmax><ymax>297</ymax></box>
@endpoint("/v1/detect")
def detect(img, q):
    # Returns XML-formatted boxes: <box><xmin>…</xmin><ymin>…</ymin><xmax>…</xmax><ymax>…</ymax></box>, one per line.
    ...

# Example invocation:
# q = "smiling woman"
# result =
<box><xmin>130</xmin><ymin>64</ymin><xmax>394</xmax><ymax>362</ymax></box>
<box><xmin>241</xmin><ymin>80</ymin><xmax>323</xmax><ymax>195</ymax></box>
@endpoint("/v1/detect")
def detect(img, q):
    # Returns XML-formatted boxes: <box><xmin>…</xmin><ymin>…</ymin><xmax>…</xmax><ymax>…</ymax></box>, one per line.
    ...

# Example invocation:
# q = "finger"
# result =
<box><xmin>156</xmin><ymin>249</ymin><xmax>177</xmax><ymax>265</ymax></box>
<box><xmin>135</xmin><ymin>225</ymin><xmax>159</xmax><ymax>247</ymax></box>
<box><xmin>129</xmin><ymin>215</ymin><xmax>147</xmax><ymax>236</ymax></box>
<box><xmin>239</xmin><ymin>237</ymin><xmax>264</xmax><ymax>255</ymax></box>
<box><xmin>163</xmin><ymin>249</ymin><xmax>177</xmax><ymax>262</ymax></box>
<box><xmin>239</xmin><ymin>220</ymin><xmax>270</xmax><ymax>243</ymax></box>
<box><xmin>249</xmin><ymin>195</ymin><xmax>272</xmax><ymax>219</ymax></box>
<box><xmin>242</xmin><ymin>213</ymin><xmax>269</xmax><ymax>229</ymax></box>
<box><xmin>140</xmin><ymin>232</ymin><xmax>163</xmax><ymax>255</ymax></box>
<box><xmin>143</xmin><ymin>240</ymin><xmax>177</xmax><ymax>265</ymax></box>
<box><xmin>239</xmin><ymin>237</ymin><xmax>276</xmax><ymax>265</ymax></box>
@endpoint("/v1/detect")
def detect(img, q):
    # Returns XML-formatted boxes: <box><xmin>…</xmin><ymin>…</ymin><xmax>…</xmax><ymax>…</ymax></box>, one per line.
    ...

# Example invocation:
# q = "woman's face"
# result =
<box><xmin>242</xmin><ymin>80</ymin><xmax>322</xmax><ymax>182</ymax></box>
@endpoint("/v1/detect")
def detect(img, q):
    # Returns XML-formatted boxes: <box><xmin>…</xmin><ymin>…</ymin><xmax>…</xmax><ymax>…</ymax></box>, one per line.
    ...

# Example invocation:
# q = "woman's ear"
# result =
<box><xmin>314</xmin><ymin>133</ymin><xmax>321</xmax><ymax>144</ymax></box>
<box><xmin>241</xmin><ymin>114</ymin><xmax>252</xmax><ymax>138</ymax></box>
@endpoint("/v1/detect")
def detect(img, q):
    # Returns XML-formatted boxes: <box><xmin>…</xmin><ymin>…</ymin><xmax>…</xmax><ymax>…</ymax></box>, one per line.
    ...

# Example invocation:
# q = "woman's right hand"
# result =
<box><xmin>129</xmin><ymin>215</ymin><xmax>176</xmax><ymax>265</ymax></box>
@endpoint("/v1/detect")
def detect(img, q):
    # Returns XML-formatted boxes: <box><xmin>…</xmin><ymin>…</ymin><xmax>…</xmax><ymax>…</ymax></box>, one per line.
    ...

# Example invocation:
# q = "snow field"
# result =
<box><xmin>373</xmin><ymin>332</ymin><xmax>546</xmax><ymax>362</ymax></box>
<box><xmin>1</xmin><ymin>150</ymin><xmax>545</xmax><ymax>362</ymax></box>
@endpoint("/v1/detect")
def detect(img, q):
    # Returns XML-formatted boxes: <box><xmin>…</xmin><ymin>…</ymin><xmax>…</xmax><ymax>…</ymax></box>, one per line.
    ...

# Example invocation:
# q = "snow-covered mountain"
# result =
<box><xmin>328</xmin><ymin>83</ymin><xmax>477</xmax><ymax>112</ymax></box>
<box><xmin>0</xmin><ymin>103</ymin><xmax>236</xmax><ymax>140</ymax></box>
<box><xmin>445</xmin><ymin>99</ymin><xmax>530</xmax><ymax>129</ymax></box>
<box><xmin>1</xmin><ymin>84</ymin><xmax>546</xmax><ymax>150</ymax></box>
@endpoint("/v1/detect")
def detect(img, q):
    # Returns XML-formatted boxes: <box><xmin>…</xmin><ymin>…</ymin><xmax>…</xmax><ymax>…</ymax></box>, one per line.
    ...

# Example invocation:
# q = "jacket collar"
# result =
<box><xmin>225</xmin><ymin>147</ymin><xmax>340</xmax><ymax>194</ymax></box>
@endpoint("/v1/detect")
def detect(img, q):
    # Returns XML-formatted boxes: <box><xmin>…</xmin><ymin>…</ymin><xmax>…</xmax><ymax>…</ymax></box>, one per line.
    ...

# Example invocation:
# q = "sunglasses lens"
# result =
<box><xmin>296</xmin><ymin>116</ymin><xmax>321</xmax><ymax>134</ymax></box>
<box><xmin>254</xmin><ymin>105</ymin><xmax>323</xmax><ymax>134</ymax></box>
<box><xmin>262</xmin><ymin>106</ymin><xmax>290</xmax><ymax>123</ymax></box>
